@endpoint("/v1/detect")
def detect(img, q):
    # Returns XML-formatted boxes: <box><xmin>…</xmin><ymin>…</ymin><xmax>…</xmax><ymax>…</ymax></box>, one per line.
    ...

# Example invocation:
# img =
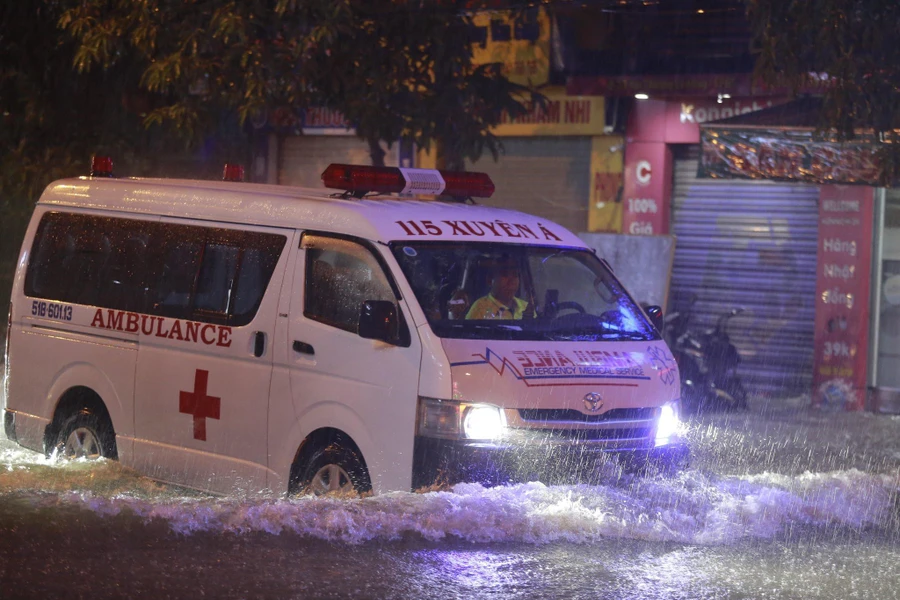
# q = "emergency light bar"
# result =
<box><xmin>90</xmin><ymin>155</ymin><xmax>114</xmax><ymax>177</ymax></box>
<box><xmin>321</xmin><ymin>164</ymin><xmax>495</xmax><ymax>199</ymax></box>
<box><xmin>223</xmin><ymin>163</ymin><xmax>245</xmax><ymax>182</ymax></box>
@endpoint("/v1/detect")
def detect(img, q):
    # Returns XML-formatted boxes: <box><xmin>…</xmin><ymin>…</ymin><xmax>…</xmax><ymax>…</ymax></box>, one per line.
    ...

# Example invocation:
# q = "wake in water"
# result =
<box><xmin>2</xmin><ymin>443</ymin><xmax>898</xmax><ymax>546</ymax></box>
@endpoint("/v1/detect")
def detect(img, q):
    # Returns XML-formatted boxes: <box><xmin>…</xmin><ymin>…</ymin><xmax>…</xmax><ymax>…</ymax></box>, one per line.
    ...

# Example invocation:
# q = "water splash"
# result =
<box><xmin>3</xmin><ymin>465</ymin><xmax>897</xmax><ymax>546</ymax></box>
<box><xmin>2</xmin><ymin>400</ymin><xmax>899</xmax><ymax>546</ymax></box>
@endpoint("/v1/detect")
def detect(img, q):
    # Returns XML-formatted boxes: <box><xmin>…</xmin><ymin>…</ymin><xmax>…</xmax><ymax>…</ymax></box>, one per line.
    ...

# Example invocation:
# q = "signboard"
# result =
<box><xmin>627</xmin><ymin>97</ymin><xmax>789</xmax><ymax>144</ymax></box>
<box><xmin>301</xmin><ymin>107</ymin><xmax>354</xmax><ymax>135</ymax></box>
<box><xmin>700</xmin><ymin>127</ymin><xmax>888</xmax><ymax>186</ymax></box>
<box><xmin>567</xmin><ymin>72</ymin><xmax>831</xmax><ymax>98</ymax></box>
<box><xmin>492</xmin><ymin>89</ymin><xmax>605</xmax><ymax>136</ymax></box>
<box><xmin>812</xmin><ymin>185</ymin><xmax>874</xmax><ymax>411</ymax></box>
<box><xmin>588</xmin><ymin>136</ymin><xmax>623</xmax><ymax>232</ymax></box>
<box><xmin>471</xmin><ymin>8</ymin><xmax>550</xmax><ymax>87</ymax></box>
<box><xmin>621</xmin><ymin>142</ymin><xmax>671</xmax><ymax>235</ymax></box>
<box><xmin>265</xmin><ymin>106</ymin><xmax>355</xmax><ymax>135</ymax></box>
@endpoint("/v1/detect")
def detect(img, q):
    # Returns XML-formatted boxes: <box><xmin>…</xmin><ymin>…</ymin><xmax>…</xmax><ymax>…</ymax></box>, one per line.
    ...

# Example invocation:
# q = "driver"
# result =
<box><xmin>465</xmin><ymin>257</ymin><xmax>531</xmax><ymax>320</ymax></box>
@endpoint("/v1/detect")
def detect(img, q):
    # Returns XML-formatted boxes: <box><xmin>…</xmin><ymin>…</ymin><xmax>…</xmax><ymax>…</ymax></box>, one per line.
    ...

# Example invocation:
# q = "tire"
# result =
<box><xmin>628</xmin><ymin>446</ymin><xmax>690</xmax><ymax>478</ymax></box>
<box><xmin>54</xmin><ymin>410</ymin><xmax>117</xmax><ymax>460</ymax></box>
<box><xmin>726</xmin><ymin>378</ymin><xmax>749</xmax><ymax>410</ymax></box>
<box><xmin>293</xmin><ymin>442</ymin><xmax>372</xmax><ymax>497</ymax></box>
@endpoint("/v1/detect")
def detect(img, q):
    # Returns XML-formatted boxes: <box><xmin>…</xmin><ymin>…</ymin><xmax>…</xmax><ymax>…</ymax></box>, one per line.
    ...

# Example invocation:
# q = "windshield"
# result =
<box><xmin>390</xmin><ymin>241</ymin><xmax>658</xmax><ymax>342</ymax></box>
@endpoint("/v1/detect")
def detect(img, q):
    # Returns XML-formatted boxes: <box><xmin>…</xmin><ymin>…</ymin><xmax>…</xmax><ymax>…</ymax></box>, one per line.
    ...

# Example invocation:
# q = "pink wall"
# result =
<box><xmin>621</xmin><ymin>142</ymin><xmax>672</xmax><ymax>235</ymax></box>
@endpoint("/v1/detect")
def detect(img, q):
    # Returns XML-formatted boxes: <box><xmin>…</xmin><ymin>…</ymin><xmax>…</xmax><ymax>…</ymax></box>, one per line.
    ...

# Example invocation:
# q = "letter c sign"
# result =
<box><xmin>636</xmin><ymin>160</ymin><xmax>652</xmax><ymax>186</ymax></box>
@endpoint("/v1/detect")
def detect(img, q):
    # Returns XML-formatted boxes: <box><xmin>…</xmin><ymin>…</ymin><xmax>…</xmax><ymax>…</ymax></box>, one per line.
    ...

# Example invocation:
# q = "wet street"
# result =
<box><xmin>2</xmin><ymin>396</ymin><xmax>900</xmax><ymax>599</ymax></box>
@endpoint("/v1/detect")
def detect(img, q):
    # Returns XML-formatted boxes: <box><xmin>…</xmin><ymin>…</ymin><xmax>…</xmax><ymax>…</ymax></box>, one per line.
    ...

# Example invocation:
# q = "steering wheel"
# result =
<box><xmin>599</xmin><ymin>310</ymin><xmax>625</xmax><ymax>328</ymax></box>
<box><xmin>553</xmin><ymin>301</ymin><xmax>586</xmax><ymax>315</ymax></box>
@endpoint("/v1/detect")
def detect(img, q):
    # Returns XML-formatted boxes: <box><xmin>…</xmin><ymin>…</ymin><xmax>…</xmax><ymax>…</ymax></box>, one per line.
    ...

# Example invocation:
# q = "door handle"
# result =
<box><xmin>254</xmin><ymin>331</ymin><xmax>266</xmax><ymax>357</ymax></box>
<box><xmin>293</xmin><ymin>340</ymin><xmax>315</xmax><ymax>356</ymax></box>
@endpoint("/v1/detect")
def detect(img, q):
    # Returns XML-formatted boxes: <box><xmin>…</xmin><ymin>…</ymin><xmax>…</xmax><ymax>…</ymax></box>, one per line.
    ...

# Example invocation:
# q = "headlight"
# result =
<box><xmin>463</xmin><ymin>405</ymin><xmax>504</xmax><ymax>440</ymax></box>
<box><xmin>417</xmin><ymin>397</ymin><xmax>506</xmax><ymax>441</ymax></box>
<box><xmin>654</xmin><ymin>402</ymin><xmax>681</xmax><ymax>446</ymax></box>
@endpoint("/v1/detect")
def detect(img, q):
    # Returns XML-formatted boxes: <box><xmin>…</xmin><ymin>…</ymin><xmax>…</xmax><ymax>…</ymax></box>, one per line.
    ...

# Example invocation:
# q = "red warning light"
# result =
<box><xmin>90</xmin><ymin>156</ymin><xmax>114</xmax><ymax>177</ymax></box>
<box><xmin>223</xmin><ymin>164</ymin><xmax>245</xmax><ymax>182</ymax></box>
<box><xmin>321</xmin><ymin>164</ymin><xmax>494</xmax><ymax>199</ymax></box>
<box><xmin>321</xmin><ymin>164</ymin><xmax>406</xmax><ymax>195</ymax></box>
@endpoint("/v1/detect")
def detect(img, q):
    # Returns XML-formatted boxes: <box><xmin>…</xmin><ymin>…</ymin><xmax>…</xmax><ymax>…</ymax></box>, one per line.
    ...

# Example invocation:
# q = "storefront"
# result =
<box><xmin>273</xmin><ymin>108</ymin><xmax>403</xmax><ymax>189</ymax></box>
<box><xmin>464</xmin><ymin>8</ymin><xmax>620</xmax><ymax>235</ymax></box>
<box><xmin>271</xmin><ymin>8</ymin><xmax>618</xmax><ymax>236</ymax></box>
<box><xmin>671</xmin><ymin>144</ymin><xmax>820</xmax><ymax>398</ymax></box>
<box><xmin>867</xmin><ymin>189</ymin><xmax>900</xmax><ymax>412</ymax></box>
<box><xmin>701</xmin><ymin>119</ymin><xmax>895</xmax><ymax>411</ymax></box>
<box><xmin>461</xmin><ymin>90</ymin><xmax>614</xmax><ymax>235</ymax></box>
<box><xmin>609</xmin><ymin>94</ymin><xmax>820</xmax><ymax>399</ymax></box>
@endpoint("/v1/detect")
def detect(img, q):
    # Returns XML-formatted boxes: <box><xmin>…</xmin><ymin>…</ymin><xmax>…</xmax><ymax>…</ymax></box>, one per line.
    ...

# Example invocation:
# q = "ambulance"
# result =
<box><xmin>2</xmin><ymin>158</ymin><xmax>687</xmax><ymax>496</ymax></box>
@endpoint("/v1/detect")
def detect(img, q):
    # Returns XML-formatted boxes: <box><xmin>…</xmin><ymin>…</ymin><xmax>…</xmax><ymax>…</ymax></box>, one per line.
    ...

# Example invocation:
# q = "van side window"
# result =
<box><xmin>152</xmin><ymin>237</ymin><xmax>204</xmax><ymax>319</ymax></box>
<box><xmin>302</xmin><ymin>235</ymin><xmax>395</xmax><ymax>334</ymax></box>
<box><xmin>24</xmin><ymin>212</ymin><xmax>285</xmax><ymax>327</ymax></box>
<box><xmin>193</xmin><ymin>242</ymin><xmax>240</xmax><ymax>319</ymax></box>
<box><xmin>233</xmin><ymin>248</ymin><xmax>267</xmax><ymax>317</ymax></box>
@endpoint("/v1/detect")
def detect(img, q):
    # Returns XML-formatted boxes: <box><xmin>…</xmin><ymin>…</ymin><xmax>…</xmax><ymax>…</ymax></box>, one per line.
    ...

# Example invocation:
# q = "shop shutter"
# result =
<box><xmin>669</xmin><ymin>145</ymin><xmax>820</xmax><ymax>398</ymax></box>
<box><xmin>278</xmin><ymin>136</ymin><xmax>399</xmax><ymax>189</ymax></box>
<box><xmin>468</xmin><ymin>137</ymin><xmax>592</xmax><ymax>234</ymax></box>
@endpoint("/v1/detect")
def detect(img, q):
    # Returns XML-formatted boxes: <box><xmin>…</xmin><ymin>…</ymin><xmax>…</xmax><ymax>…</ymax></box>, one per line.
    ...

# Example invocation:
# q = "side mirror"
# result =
<box><xmin>358</xmin><ymin>300</ymin><xmax>399</xmax><ymax>343</ymax></box>
<box><xmin>644</xmin><ymin>305</ymin><xmax>664</xmax><ymax>332</ymax></box>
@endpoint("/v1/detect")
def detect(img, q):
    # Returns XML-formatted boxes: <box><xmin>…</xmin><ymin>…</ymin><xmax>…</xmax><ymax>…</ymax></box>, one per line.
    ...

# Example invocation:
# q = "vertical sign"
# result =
<box><xmin>588</xmin><ymin>136</ymin><xmax>623</xmax><ymax>232</ymax></box>
<box><xmin>812</xmin><ymin>185</ymin><xmax>874</xmax><ymax>410</ymax></box>
<box><xmin>622</xmin><ymin>142</ymin><xmax>672</xmax><ymax>235</ymax></box>
<box><xmin>471</xmin><ymin>8</ymin><xmax>550</xmax><ymax>88</ymax></box>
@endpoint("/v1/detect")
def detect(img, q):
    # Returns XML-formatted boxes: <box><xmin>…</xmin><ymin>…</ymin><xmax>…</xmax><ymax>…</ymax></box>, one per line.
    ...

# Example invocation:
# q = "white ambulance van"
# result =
<box><xmin>3</xmin><ymin>159</ymin><xmax>687</xmax><ymax>496</ymax></box>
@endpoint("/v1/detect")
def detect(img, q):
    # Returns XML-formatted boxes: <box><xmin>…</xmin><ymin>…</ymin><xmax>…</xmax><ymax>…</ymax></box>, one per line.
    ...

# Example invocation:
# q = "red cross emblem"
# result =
<box><xmin>179</xmin><ymin>369</ymin><xmax>221</xmax><ymax>441</ymax></box>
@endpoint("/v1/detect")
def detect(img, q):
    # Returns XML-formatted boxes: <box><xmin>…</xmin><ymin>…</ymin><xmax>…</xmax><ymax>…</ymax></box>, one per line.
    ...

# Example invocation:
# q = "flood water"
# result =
<box><xmin>1</xmin><ymin>396</ymin><xmax>899</xmax><ymax>599</ymax></box>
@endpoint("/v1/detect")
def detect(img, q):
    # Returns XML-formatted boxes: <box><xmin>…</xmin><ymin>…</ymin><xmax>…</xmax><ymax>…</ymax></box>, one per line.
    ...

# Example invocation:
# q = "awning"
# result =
<box><xmin>699</xmin><ymin>96</ymin><xmax>887</xmax><ymax>186</ymax></box>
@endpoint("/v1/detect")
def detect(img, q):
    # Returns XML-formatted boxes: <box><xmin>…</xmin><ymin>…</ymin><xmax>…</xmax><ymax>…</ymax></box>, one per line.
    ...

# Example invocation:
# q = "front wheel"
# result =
<box><xmin>54</xmin><ymin>410</ymin><xmax>117</xmax><ymax>460</ymax></box>
<box><xmin>292</xmin><ymin>443</ymin><xmax>372</xmax><ymax>497</ymax></box>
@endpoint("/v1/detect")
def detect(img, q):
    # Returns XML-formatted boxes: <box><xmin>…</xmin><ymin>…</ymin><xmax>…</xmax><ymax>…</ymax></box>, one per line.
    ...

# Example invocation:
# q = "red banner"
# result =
<box><xmin>812</xmin><ymin>186</ymin><xmax>874</xmax><ymax>410</ymax></box>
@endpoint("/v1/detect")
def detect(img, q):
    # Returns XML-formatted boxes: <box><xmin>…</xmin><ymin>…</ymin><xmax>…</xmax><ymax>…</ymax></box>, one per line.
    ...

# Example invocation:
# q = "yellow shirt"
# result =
<box><xmin>465</xmin><ymin>294</ymin><xmax>528</xmax><ymax>320</ymax></box>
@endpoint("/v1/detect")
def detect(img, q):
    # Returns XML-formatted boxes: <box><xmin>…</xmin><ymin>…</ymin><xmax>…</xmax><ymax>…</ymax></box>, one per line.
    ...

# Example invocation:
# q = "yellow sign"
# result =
<box><xmin>471</xmin><ymin>8</ymin><xmax>550</xmax><ymax>88</ymax></box>
<box><xmin>491</xmin><ymin>89</ymin><xmax>606</xmax><ymax>137</ymax></box>
<box><xmin>588</xmin><ymin>136</ymin><xmax>624</xmax><ymax>233</ymax></box>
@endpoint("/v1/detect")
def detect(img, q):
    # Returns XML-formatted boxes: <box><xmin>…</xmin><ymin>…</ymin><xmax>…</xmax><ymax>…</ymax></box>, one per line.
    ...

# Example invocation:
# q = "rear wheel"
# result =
<box><xmin>723</xmin><ymin>377</ymin><xmax>749</xmax><ymax>409</ymax></box>
<box><xmin>54</xmin><ymin>411</ymin><xmax>116</xmax><ymax>460</ymax></box>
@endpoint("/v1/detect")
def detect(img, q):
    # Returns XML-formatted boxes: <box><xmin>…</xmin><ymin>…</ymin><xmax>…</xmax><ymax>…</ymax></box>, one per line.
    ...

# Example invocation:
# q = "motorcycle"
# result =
<box><xmin>697</xmin><ymin>308</ymin><xmax>748</xmax><ymax>410</ymax></box>
<box><xmin>662</xmin><ymin>298</ymin><xmax>747</xmax><ymax>414</ymax></box>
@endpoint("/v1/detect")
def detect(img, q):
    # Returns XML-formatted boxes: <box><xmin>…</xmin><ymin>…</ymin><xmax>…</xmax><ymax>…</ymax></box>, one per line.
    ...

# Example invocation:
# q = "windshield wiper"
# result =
<box><xmin>551</xmin><ymin>330</ymin><xmax>649</xmax><ymax>342</ymax></box>
<box><xmin>438</xmin><ymin>321</ymin><xmax>519</xmax><ymax>332</ymax></box>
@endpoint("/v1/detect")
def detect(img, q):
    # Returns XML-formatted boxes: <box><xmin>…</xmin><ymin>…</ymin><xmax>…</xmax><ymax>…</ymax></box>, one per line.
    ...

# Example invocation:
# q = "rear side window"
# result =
<box><xmin>24</xmin><ymin>212</ymin><xmax>286</xmax><ymax>327</ymax></box>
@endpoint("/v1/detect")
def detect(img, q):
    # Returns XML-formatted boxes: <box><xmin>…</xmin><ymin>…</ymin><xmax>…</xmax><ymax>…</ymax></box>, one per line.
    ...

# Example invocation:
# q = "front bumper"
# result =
<box><xmin>411</xmin><ymin>434</ymin><xmax>690</xmax><ymax>489</ymax></box>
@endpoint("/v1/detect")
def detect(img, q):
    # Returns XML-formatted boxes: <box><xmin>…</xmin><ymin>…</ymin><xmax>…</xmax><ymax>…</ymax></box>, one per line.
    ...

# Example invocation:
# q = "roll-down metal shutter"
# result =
<box><xmin>278</xmin><ymin>136</ymin><xmax>398</xmax><ymax>189</ymax></box>
<box><xmin>468</xmin><ymin>137</ymin><xmax>591</xmax><ymax>234</ymax></box>
<box><xmin>669</xmin><ymin>145</ymin><xmax>820</xmax><ymax>398</ymax></box>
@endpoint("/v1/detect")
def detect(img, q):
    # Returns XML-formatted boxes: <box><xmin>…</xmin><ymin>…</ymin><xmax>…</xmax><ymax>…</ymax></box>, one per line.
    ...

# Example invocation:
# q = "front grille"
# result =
<box><xmin>518</xmin><ymin>407</ymin><xmax>660</xmax><ymax>423</ymax></box>
<box><xmin>534</xmin><ymin>426</ymin><xmax>655</xmax><ymax>442</ymax></box>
